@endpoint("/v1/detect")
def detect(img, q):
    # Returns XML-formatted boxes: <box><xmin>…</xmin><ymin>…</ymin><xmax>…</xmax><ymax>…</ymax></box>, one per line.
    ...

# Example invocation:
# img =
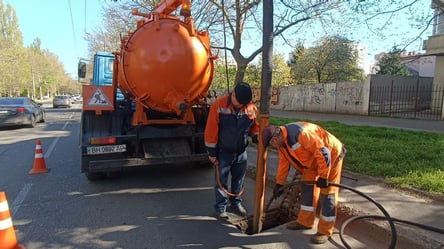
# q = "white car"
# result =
<box><xmin>53</xmin><ymin>95</ymin><xmax>72</xmax><ymax>108</ymax></box>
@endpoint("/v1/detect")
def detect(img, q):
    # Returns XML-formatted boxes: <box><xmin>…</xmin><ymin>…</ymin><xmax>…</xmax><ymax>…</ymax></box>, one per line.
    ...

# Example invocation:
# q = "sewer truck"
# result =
<box><xmin>78</xmin><ymin>0</ymin><xmax>216</xmax><ymax>180</ymax></box>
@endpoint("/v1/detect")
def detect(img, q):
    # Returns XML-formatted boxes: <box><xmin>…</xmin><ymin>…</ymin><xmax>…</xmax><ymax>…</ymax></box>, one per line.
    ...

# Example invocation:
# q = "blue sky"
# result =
<box><xmin>6</xmin><ymin>0</ymin><xmax>103</xmax><ymax>78</ymax></box>
<box><xmin>6</xmin><ymin>0</ymin><xmax>434</xmax><ymax>78</ymax></box>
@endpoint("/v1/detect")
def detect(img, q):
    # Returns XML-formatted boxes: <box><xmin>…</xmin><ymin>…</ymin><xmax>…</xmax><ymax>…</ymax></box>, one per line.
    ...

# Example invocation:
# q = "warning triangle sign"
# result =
<box><xmin>87</xmin><ymin>88</ymin><xmax>112</xmax><ymax>107</ymax></box>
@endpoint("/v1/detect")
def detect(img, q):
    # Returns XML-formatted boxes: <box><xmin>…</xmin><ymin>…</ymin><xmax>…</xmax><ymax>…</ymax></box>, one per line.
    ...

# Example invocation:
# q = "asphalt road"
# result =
<box><xmin>0</xmin><ymin>105</ymin><xmax>311</xmax><ymax>249</ymax></box>
<box><xmin>0</xmin><ymin>104</ymin><xmax>384</xmax><ymax>249</ymax></box>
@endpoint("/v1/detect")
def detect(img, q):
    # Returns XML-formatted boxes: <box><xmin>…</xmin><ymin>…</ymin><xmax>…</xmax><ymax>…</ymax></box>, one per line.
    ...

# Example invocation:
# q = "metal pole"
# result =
<box><xmin>32</xmin><ymin>70</ymin><xmax>35</xmax><ymax>100</ymax></box>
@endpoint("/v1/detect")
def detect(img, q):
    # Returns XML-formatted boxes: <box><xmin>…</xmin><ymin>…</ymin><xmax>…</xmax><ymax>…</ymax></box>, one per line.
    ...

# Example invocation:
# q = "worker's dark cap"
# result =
<box><xmin>234</xmin><ymin>82</ymin><xmax>253</xmax><ymax>105</ymax></box>
<box><xmin>262</xmin><ymin>125</ymin><xmax>277</xmax><ymax>147</ymax></box>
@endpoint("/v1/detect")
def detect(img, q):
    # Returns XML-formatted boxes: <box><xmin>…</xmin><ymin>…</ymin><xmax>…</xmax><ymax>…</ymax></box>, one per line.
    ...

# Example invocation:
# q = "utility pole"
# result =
<box><xmin>252</xmin><ymin>0</ymin><xmax>273</xmax><ymax>234</ymax></box>
<box><xmin>32</xmin><ymin>69</ymin><xmax>36</xmax><ymax>100</ymax></box>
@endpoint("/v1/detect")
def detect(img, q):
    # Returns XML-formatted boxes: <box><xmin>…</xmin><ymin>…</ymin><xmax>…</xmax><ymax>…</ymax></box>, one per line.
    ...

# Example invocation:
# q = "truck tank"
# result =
<box><xmin>115</xmin><ymin>7</ymin><xmax>216</xmax><ymax>125</ymax></box>
<box><xmin>118</xmin><ymin>11</ymin><xmax>214</xmax><ymax>117</ymax></box>
<box><xmin>79</xmin><ymin>0</ymin><xmax>217</xmax><ymax>180</ymax></box>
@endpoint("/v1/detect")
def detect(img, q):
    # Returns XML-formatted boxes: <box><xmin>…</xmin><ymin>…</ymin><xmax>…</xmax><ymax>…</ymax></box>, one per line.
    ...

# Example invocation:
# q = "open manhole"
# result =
<box><xmin>227</xmin><ymin>175</ymin><xmax>302</xmax><ymax>235</ymax></box>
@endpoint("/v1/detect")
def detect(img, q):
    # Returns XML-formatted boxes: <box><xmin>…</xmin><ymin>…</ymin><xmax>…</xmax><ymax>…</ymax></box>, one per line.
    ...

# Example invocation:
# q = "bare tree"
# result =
<box><xmin>86</xmin><ymin>0</ymin><xmax>436</xmax><ymax>88</ymax></box>
<box><xmin>84</xmin><ymin>0</ymin><xmax>213</xmax><ymax>57</ymax></box>
<box><xmin>207</xmin><ymin>0</ymin><xmax>435</xmax><ymax>86</ymax></box>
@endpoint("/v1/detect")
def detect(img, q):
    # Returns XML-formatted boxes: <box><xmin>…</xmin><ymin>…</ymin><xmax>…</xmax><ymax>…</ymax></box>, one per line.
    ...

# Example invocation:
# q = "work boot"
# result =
<box><xmin>311</xmin><ymin>233</ymin><xmax>330</xmax><ymax>244</ymax></box>
<box><xmin>286</xmin><ymin>221</ymin><xmax>311</xmax><ymax>230</ymax></box>
<box><xmin>230</xmin><ymin>203</ymin><xmax>247</xmax><ymax>216</ymax></box>
<box><xmin>214</xmin><ymin>210</ymin><xmax>228</xmax><ymax>219</ymax></box>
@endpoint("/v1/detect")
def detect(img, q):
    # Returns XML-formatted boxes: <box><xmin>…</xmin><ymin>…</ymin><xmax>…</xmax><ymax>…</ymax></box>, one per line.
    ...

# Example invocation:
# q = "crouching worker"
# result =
<box><xmin>262</xmin><ymin>122</ymin><xmax>346</xmax><ymax>244</ymax></box>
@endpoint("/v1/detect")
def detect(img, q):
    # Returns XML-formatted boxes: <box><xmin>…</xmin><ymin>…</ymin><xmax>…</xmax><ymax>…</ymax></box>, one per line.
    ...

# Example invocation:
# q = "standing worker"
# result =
<box><xmin>262</xmin><ymin>122</ymin><xmax>346</xmax><ymax>244</ymax></box>
<box><xmin>205</xmin><ymin>82</ymin><xmax>260</xmax><ymax>219</ymax></box>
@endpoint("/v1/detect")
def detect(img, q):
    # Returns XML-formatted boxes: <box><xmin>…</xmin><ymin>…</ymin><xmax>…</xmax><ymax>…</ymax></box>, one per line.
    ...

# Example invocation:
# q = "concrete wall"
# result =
<box><xmin>209</xmin><ymin>75</ymin><xmax>440</xmax><ymax>118</ymax></box>
<box><xmin>270</xmin><ymin>79</ymin><xmax>370</xmax><ymax>115</ymax></box>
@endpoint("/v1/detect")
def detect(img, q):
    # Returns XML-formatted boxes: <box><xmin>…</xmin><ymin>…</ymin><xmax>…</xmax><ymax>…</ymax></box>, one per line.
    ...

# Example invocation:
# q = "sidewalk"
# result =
<box><xmin>270</xmin><ymin>110</ymin><xmax>444</xmax><ymax>134</ymax></box>
<box><xmin>245</xmin><ymin>111</ymin><xmax>444</xmax><ymax>249</ymax></box>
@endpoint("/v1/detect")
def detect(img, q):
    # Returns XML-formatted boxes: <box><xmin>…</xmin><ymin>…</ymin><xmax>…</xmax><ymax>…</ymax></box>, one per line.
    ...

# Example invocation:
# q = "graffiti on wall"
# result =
<box><xmin>252</xmin><ymin>87</ymin><xmax>280</xmax><ymax>105</ymax></box>
<box><xmin>337</xmin><ymin>86</ymin><xmax>364</xmax><ymax>106</ymax></box>
<box><xmin>271</xmin><ymin>82</ymin><xmax>367</xmax><ymax>113</ymax></box>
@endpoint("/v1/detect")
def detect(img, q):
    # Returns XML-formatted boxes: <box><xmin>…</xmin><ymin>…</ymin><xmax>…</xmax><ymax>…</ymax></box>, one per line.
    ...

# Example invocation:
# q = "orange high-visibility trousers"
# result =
<box><xmin>296</xmin><ymin>153</ymin><xmax>344</xmax><ymax>236</ymax></box>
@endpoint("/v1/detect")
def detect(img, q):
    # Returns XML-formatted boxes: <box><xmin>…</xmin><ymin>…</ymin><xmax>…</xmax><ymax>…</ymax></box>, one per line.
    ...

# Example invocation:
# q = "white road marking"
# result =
<box><xmin>11</xmin><ymin>183</ymin><xmax>32</xmax><ymax>216</ymax></box>
<box><xmin>45</xmin><ymin>121</ymin><xmax>69</xmax><ymax>158</ymax></box>
<box><xmin>12</xmin><ymin>121</ymin><xmax>69</xmax><ymax>217</ymax></box>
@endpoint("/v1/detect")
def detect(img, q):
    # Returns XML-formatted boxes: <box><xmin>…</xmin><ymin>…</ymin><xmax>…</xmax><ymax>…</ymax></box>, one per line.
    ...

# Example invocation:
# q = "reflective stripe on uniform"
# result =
<box><xmin>217</xmin><ymin>107</ymin><xmax>232</xmax><ymax>114</ymax></box>
<box><xmin>321</xmin><ymin>214</ymin><xmax>336</xmax><ymax>222</ymax></box>
<box><xmin>300</xmin><ymin>204</ymin><xmax>315</xmax><ymax>212</ymax></box>
<box><xmin>205</xmin><ymin>142</ymin><xmax>217</xmax><ymax>148</ymax></box>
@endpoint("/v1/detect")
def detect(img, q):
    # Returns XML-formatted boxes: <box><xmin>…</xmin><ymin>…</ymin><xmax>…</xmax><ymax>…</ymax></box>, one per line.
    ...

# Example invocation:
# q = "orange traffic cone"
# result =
<box><xmin>0</xmin><ymin>192</ymin><xmax>25</xmax><ymax>249</ymax></box>
<box><xmin>29</xmin><ymin>140</ymin><xmax>48</xmax><ymax>174</ymax></box>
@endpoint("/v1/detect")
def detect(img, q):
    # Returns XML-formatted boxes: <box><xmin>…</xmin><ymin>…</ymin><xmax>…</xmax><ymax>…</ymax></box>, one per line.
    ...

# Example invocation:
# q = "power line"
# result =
<box><xmin>84</xmin><ymin>0</ymin><xmax>87</xmax><ymax>33</ymax></box>
<box><xmin>67</xmin><ymin>0</ymin><xmax>79</xmax><ymax>59</ymax></box>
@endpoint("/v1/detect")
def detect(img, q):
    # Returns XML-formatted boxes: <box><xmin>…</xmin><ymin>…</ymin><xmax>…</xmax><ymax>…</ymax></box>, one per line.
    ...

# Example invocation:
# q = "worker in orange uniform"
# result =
<box><xmin>262</xmin><ymin>122</ymin><xmax>346</xmax><ymax>244</ymax></box>
<box><xmin>205</xmin><ymin>82</ymin><xmax>260</xmax><ymax>219</ymax></box>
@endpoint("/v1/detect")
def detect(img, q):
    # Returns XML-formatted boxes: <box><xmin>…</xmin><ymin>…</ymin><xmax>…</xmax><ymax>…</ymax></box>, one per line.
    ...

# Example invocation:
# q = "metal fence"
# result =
<box><xmin>369</xmin><ymin>79</ymin><xmax>444</xmax><ymax>120</ymax></box>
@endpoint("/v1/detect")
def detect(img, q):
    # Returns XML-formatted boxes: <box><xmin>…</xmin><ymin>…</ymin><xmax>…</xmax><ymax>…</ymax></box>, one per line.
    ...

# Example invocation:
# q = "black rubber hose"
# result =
<box><xmin>273</xmin><ymin>180</ymin><xmax>444</xmax><ymax>249</ymax></box>
<box><xmin>294</xmin><ymin>181</ymin><xmax>397</xmax><ymax>249</ymax></box>
<box><xmin>328</xmin><ymin>182</ymin><xmax>397</xmax><ymax>249</ymax></box>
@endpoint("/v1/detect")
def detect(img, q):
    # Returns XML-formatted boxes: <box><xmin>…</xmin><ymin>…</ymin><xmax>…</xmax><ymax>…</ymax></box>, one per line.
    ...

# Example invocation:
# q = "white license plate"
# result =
<box><xmin>0</xmin><ymin>110</ymin><xmax>8</xmax><ymax>114</ymax></box>
<box><xmin>86</xmin><ymin>144</ymin><xmax>126</xmax><ymax>155</ymax></box>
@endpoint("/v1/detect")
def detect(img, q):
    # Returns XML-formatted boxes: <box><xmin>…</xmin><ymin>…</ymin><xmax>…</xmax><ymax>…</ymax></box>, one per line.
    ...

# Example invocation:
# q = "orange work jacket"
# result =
<box><xmin>275</xmin><ymin>122</ymin><xmax>344</xmax><ymax>185</ymax></box>
<box><xmin>204</xmin><ymin>94</ymin><xmax>259</xmax><ymax>157</ymax></box>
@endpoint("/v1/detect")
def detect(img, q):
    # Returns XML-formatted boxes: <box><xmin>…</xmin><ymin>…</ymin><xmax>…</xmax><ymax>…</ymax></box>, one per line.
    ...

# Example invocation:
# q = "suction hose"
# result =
<box><xmin>272</xmin><ymin>181</ymin><xmax>444</xmax><ymax>249</ymax></box>
<box><xmin>328</xmin><ymin>182</ymin><xmax>397</xmax><ymax>249</ymax></box>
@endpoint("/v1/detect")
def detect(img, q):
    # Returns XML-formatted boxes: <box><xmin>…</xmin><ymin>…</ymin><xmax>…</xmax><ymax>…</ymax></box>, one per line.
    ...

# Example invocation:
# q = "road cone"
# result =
<box><xmin>29</xmin><ymin>140</ymin><xmax>48</xmax><ymax>174</ymax></box>
<box><xmin>0</xmin><ymin>192</ymin><xmax>25</xmax><ymax>249</ymax></box>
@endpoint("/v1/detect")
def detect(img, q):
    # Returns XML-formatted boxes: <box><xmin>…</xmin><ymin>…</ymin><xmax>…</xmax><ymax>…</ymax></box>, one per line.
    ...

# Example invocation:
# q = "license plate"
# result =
<box><xmin>86</xmin><ymin>144</ymin><xmax>126</xmax><ymax>155</ymax></box>
<box><xmin>0</xmin><ymin>110</ymin><xmax>8</xmax><ymax>114</ymax></box>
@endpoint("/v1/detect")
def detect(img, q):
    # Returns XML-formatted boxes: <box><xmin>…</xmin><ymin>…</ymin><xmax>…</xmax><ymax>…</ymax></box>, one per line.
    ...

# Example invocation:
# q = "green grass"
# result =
<box><xmin>269</xmin><ymin>117</ymin><xmax>444</xmax><ymax>196</ymax></box>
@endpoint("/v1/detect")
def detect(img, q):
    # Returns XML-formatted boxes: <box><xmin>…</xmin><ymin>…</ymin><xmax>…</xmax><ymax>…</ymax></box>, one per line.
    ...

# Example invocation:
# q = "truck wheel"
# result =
<box><xmin>85</xmin><ymin>172</ymin><xmax>104</xmax><ymax>181</ymax></box>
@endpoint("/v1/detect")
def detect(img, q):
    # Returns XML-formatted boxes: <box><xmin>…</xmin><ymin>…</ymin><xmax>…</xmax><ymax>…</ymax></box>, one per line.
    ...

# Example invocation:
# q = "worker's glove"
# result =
<box><xmin>273</xmin><ymin>184</ymin><xmax>284</xmax><ymax>199</ymax></box>
<box><xmin>316</xmin><ymin>178</ymin><xmax>329</xmax><ymax>188</ymax></box>
<box><xmin>251</xmin><ymin>134</ymin><xmax>258</xmax><ymax>144</ymax></box>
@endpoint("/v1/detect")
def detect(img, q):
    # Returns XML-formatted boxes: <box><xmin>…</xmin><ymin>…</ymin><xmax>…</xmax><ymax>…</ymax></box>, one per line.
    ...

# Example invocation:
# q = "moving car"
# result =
<box><xmin>71</xmin><ymin>94</ymin><xmax>81</xmax><ymax>102</ymax></box>
<box><xmin>53</xmin><ymin>95</ymin><xmax>72</xmax><ymax>108</ymax></box>
<box><xmin>0</xmin><ymin>97</ymin><xmax>45</xmax><ymax>128</ymax></box>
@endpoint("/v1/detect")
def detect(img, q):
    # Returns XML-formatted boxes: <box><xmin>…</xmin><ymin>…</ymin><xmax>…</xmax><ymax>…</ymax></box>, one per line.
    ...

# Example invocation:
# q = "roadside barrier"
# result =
<box><xmin>29</xmin><ymin>140</ymin><xmax>48</xmax><ymax>174</ymax></box>
<box><xmin>0</xmin><ymin>192</ymin><xmax>25</xmax><ymax>249</ymax></box>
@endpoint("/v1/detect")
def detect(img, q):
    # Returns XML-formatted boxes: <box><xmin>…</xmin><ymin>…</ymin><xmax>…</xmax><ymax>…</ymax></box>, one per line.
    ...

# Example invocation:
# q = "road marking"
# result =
<box><xmin>11</xmin><ymin>121</ymin><xmax>69</xmax><ymax>216</ymax></box>
<box><xmin>45</xmin><ymin>121</ymin><xmax>69</xmax><ymax>158</ymax></box>
<box><xmin>11</xmin><ymin>183</ymin><xmax>32</xmax><ymax>217</ymax></box>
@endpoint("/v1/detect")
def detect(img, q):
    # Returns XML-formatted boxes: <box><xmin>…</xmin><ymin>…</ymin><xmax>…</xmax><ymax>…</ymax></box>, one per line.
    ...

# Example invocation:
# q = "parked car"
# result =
<box><xmin>53</xmin><ymin>95</ymin><xmax>72</xmax><ymax>108</ymax></box>
<box><xmin>71</xmin><ymin>94</ymin><xmax>81</xmax><ymax>101</ymax></box>
<box><xmin>0</xmin><ymin>97</ymin><xmax>45</xmax><ymax>128</ymax></box>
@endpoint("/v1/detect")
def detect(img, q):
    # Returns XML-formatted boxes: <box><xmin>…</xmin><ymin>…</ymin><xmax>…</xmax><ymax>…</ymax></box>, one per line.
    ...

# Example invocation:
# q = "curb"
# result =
<box><xmin>245</xmin><ymin>162</ymin><xmax>444</xmax><ymax>249</ymax></box>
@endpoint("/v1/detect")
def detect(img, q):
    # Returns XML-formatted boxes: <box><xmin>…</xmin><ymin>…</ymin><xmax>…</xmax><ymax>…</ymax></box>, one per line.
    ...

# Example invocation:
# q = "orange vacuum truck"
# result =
<box><xmin>78</xmin><ymin>0</ymin><xmax>216</xmax><ymax>180</ymax></box>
